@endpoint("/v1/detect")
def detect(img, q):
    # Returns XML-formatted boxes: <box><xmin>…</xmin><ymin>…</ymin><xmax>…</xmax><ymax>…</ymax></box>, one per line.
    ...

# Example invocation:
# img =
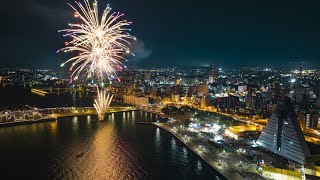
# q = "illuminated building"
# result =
<box><xmin>257</xmin><ymin>98</ymin><xmax>311</xmax><ymax>164</ymax></box>
<box><xmin>123</xmin><ymin>95</ymin><xmax>149</xmax><ymax>106</ymax></box>
<box><xmin>171</xmin><ymin>94</ymin><xmax>180</xmax><ymax>102</ymax></box>
<box><xmin>197</xmin><ymin>83</ymin><xmax>209</xmax><ymax>97</ymax></box>
<box><xmin>237</xmin><ymin>85</ymin><xmax>247</xmax><ymax>93</ymax></box>
<box><xmin>208</xmin><ymin>76</ymin><xmax>214</xmax><ymax>84</ymax></box>
<box><xmin>215</xmin><ymin>95</ymin><xmax>239</xmax><ymax>110</ymax></box>
<box><xmin>298</xmin><ymin>111</ymin><xmax>320</xmax><ymax>130</ymax></box>
<box><xmin>225</xmin><ymin>125</ymin><xmax>261</xmax><ymax>141</ymax></box>
<box><xmin>200</xmin><ymin>96</ymin><xmax>211</xmax><ymax>108</ymax></box>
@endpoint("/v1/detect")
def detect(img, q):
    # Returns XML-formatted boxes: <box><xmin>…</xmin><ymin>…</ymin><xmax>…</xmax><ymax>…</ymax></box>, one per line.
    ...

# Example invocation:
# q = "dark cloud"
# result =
<box><xmin>2</xmin><ymin>0</ymin><xmax>320</xmax><ymax>67</ymax></box>
<box><xmin>27</xmin><ymin>0</ymin><xmax>71</xmax><ymax>26</ymax></box>
<box><xmin>1</xmin><ymin>0</ymin><xmax>71</xmax><ymax>26</ymax></box>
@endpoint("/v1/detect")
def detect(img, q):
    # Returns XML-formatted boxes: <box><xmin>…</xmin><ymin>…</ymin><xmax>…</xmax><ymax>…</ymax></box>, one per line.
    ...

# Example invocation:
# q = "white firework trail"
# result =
<box><xmin>58</xmin><ymin>0</ymin><xmax>135</xmax><ymax>82</ymax></box>
<box><xmin>93</xmin><ymin>87</ymin><xmax>114</xmax><ymax>121</ymax></box>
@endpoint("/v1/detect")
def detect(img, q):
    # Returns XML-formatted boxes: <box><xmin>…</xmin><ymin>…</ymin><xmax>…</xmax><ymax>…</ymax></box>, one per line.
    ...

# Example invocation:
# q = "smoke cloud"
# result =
<box><xmin>129</xmin><ymin>38</ymin><xmax>152</xmax><ymax>61</ymax></box>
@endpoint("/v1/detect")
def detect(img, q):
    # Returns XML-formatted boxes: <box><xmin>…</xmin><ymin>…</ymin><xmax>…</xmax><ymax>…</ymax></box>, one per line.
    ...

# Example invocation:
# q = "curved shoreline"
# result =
<box><xmin>140</xmin><ymin>122</ymin><xmax>230</xmax><ymax>180</ymax></box>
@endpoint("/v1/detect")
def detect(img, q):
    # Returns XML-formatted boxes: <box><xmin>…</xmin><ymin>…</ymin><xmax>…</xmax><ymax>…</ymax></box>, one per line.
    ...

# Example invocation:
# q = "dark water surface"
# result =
<box><xmin>0</xmin><ymin>111</ymin><xmax>224</xmax><ymax>179</ymax></box>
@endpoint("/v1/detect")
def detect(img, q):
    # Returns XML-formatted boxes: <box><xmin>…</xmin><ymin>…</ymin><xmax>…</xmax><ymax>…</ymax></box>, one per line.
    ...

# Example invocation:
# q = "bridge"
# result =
<box><xmin>31</xmin><ymin>88</ymin><xmax>94</xmax><ymax>96</ymax></box>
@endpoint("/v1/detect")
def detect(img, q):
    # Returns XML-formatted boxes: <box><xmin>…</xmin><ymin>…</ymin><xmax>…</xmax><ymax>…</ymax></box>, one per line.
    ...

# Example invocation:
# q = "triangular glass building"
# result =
<box><xmin>256</xmin><ymin>98</ymin><xmax>311</xmax><ymax>165</ymax></box>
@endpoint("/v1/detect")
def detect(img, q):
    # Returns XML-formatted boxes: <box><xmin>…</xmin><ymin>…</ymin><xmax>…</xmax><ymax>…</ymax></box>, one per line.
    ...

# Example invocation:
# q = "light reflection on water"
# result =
<box><xmin>110</xmin><ymin>113</ymin><xmax>114</xmax><ymax>121</ymax></box>
<box><xmin>171</xmin><ymin>138</ymin><xmax>177</xmax><ymax>152</ymax></box>
<box><xmin>183</xmin><ymin>147</ymin><xmax>188</xmax><ymax>158</ymax></box>
<box><xmin>154</xmin><ymin>127</ymin><xmax>161</xmax><ymax>155</ymax></box>
<box><xmin>0</xmin><ymin>111</ymin><xmax>224</xmax><ymax>179</ymax></box>
<box><xmin>86</xmin><ymin>116</ymin><xmax>91</xmax><ymax>125</ymax></box>
<box><xmin>197</xmin><ymin>160</ymin><xmax>203</xmax><ymax>172</ymax></box>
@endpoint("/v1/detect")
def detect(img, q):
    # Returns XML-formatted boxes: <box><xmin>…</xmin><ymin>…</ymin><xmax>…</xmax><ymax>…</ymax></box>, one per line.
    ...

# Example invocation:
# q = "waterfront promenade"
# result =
<box><xmin>137</xmin><ymin>108</ymin><xmax>264</xmax><ymax>179</ymax></box>
<box><xmin>0</xmin><ymin>106</ymin><xmax>137</xmax><ymax>127</ymax></box>
<box><xmin>138</xmin><ymin>121</ymin><xmax>266</xmax><ymax>180</ymax></box>
<box><xmin>49</xmin><ymin>107</ymin><xmax>137</xmax><ymax>118</ymax></box>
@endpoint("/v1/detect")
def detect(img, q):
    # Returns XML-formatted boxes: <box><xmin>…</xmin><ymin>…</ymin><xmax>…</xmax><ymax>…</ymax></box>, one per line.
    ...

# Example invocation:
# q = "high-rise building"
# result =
<box><xmin>197</xmin><ymin>83</ymin><xmax>209</xmax><ymax>97</ymax></box>
<box><xmin>215</xmin><ymin>95</ymin><xmax>239</xmax><ymax>110</ymax></box>
<box><xmin>212</xmin><ymin>64</ymin><xmax>215</xmax><ymax>82</ymax></box>
<box><xmin>298</xmin><ymin>111</ymin><xmax>320</xmax><ymax>130</ymax></box>
<box><xmin>208</xmin><ymin>76</ymin><xmax>214</xmax><ymax>84</ymax></box>
<box><xmin>256</xmin><ymin>98</ymin><xmax>311</xmax><ymax>165</ymax></box>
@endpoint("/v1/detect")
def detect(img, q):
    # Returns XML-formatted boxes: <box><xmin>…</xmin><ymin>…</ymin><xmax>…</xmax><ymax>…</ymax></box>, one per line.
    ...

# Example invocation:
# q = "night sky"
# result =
<box><xmin>1</xmin><ymin>0</ymin><xmax>320</xmax><ymax>68</ymax></box>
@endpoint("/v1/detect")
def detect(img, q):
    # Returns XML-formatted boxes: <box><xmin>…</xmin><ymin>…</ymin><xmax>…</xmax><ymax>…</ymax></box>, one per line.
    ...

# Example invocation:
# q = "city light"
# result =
<box><xmin>4</xmin><ymin>0</ymin><xmax>320</xmax><ymax>179</ymax></box>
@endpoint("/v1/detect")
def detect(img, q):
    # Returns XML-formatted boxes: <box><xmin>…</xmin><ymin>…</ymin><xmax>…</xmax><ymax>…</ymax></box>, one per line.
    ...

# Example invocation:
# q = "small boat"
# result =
<box><xmin>76</xmin><ymin>152</ymin><xmax>84</xmax><ymax>158</ymax></box>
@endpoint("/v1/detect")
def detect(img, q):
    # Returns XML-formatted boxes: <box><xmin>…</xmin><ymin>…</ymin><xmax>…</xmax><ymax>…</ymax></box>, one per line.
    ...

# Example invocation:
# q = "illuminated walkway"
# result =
<box><xmin>143</xmin><ymin>122</ymin><xmax>265</xmax><ymax>180</ymax></box>
<box><xmin>0</xmin><ymin>106</ymin><xmax>137</xmax><ymax>126</ymax></box>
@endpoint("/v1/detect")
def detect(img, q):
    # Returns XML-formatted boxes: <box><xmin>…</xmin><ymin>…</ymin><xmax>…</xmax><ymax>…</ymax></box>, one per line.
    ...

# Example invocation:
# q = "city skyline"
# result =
<box><xmin>2</xmin><ymin>0</ymin><xmax>320</xmax><ymax>179</ymax></box>
<box><xmin>2</xmin><ymin>0</ymin><xmax>320</xmax><ymax>67</ymax></box>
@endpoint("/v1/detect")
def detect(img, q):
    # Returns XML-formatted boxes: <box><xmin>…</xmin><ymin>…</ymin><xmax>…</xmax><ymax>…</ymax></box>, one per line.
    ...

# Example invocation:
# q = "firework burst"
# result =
<box><xmin>59</xmin><ymin>0</ymin><xmax>134</xmax><ymax>121</ymax></box>
<box><xmin>58</xmin><ymin>0</ymin><xmax>135</xmax><ymax>82</ymax></box>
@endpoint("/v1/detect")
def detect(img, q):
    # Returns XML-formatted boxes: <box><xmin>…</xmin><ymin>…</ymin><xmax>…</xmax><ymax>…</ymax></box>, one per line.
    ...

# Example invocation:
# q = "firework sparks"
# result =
<box><xmin>58</xmin><ymin>0</ymin><xmax>135</xmax><ymax>82</ymax></box>
<box><xmin>93</xmin><ymin>88</ymin><xmax>114</xmax><ymax>121</ymax></box>
<box><xmin>59</xmin><ymin>0</ymin><xmax>134</xmax><ymax>121</ymax></box>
